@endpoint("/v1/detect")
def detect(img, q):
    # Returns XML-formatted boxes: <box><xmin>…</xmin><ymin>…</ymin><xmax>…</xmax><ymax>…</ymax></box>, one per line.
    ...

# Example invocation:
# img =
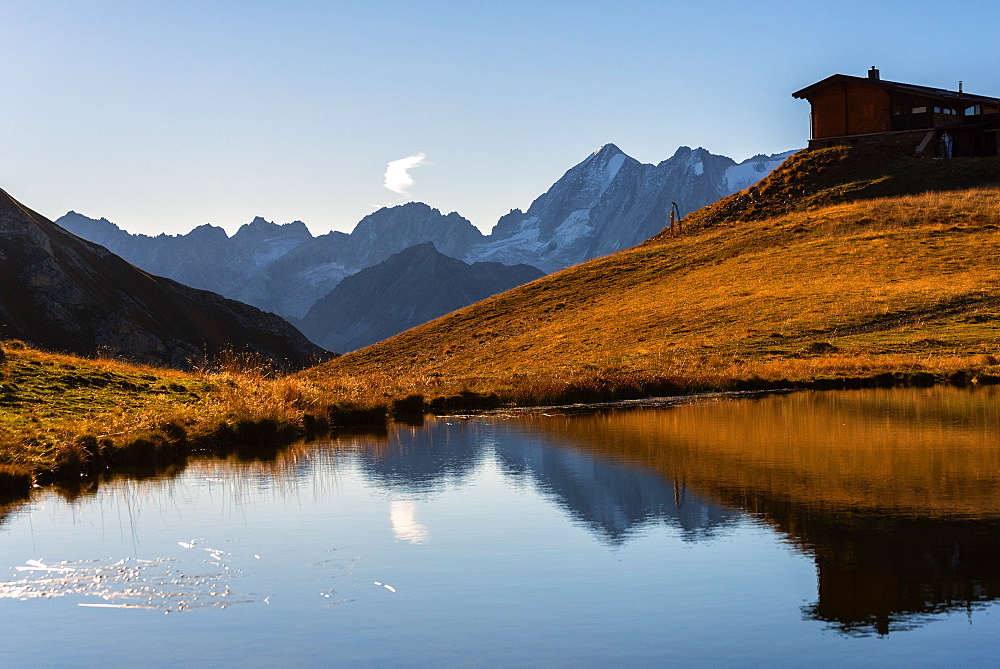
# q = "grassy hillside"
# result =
<box><xmin>660</xmin><ymin>145</ymin><xmax>1000</xmax><ymax>234</ymax></box>
<box><xmin>0</xmin><ymin>341</ymin><xmax>385</xmax><ymax>493</ymax></box>
<box><xmin>305</xmin><ymin>152</ymin><xmax>1000</xmax><ymax>406</ymax></box>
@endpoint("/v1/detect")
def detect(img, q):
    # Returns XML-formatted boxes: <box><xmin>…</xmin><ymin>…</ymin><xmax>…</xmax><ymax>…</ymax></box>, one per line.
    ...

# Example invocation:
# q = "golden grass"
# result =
<box><xmin>305</xmin><ymin>187</ymin><xmax>1000</xmax><ymax>402</ymax></box>
<box><xmin>529</xmin><ymin>386</ymin><xmax>1000</xmax><ymax>516</ymax></box>
<box><xmin>0</xmin><ymin>343</ymin><xmax>353</xmax><ymax>485</ymax></box>
<box><xmin>669</xmin><ymin>146</ymin><xmax>1000</xmax><ymax>233</ymax></box>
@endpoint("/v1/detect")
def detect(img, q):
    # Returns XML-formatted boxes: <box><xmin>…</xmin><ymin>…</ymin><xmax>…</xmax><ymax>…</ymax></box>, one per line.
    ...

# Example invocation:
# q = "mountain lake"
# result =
<box><xmin>1</xmin><ymin>387</ymin><xmax>998</xmax><ymax>665</ymax></box>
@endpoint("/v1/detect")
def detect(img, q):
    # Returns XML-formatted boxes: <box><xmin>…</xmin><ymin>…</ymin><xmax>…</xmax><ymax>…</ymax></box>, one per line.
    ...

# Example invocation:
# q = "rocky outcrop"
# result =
<box><xmin>0</xmin><ymin>187</ymin><xmax>328</xmax><ymax>370</ymax></box>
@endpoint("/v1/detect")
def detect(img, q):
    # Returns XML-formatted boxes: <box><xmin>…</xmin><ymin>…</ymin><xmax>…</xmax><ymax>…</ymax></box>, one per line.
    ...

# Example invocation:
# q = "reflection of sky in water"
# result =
<box><xmin>0</xmin><ymin>391</ymin><xmax>998</xmax><ymax>664</ymax></box>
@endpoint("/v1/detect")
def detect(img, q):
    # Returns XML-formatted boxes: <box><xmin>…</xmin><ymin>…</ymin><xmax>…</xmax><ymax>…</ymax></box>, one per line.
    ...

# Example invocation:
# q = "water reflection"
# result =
<box><xmin>389</xmin><ymin>500</ymin><xmax>428</xmax><ymax>544</ymax></box>
<box><xmin>3</xmin><ymin>386</ymin><xmax>999</xmax><ymax>641</ymax></box>
<box><xmin>529</xmin><ymin>387</ymin><xmax>1000</xmax><ymax>635</ymax></box>
<box><xmin>343</xmin><ymin>419</ymin><xmax>738</xmax><ymax>543</ymax></box>
<box><xmin>352</xmin><ymin>422</ymin><xmax>488</xmax><ymax>492</ymax></box>
<box><xmin>490</xmin><ymin>427</ymin><xmax>738</xmax><ymax>543</ymax></box>
<box><xmin>803</xmin><ymin>513</ymin><xmax>1000</xmax><ymax>635</ymax></box>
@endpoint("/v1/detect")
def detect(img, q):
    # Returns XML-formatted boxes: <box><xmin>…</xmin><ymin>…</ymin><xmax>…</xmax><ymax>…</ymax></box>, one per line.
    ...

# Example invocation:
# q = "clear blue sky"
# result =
<box><xmin>3</xmin><ymin>0</ymin><xmax>998</xmax><ymax>236</ymax></box>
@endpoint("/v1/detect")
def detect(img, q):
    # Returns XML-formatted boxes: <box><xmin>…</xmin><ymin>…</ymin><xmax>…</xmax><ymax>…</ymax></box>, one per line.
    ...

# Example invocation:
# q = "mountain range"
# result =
<box><xmin>56</xmin><ymin>144</ymin><xmax>794</xmax><ymax>352</ymax></box>
<box><xmin>465</xmin><ymin>144</ymin><xmax>795</xmax><ymax>271</ymax></box>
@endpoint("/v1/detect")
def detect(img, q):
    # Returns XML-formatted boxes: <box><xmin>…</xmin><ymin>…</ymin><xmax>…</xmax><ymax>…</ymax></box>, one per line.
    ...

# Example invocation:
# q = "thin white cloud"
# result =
<box><xmin>383</xmin><ymin>153</ymin><xmax>426</xmax><ymax>195</ymax></box>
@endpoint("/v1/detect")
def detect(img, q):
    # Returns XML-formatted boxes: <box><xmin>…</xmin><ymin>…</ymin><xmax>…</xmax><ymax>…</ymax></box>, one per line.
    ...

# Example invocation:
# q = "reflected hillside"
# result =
<box><xmin>531</xmin><ymin>387</ymin><xmax>1000</xmax><ymax>635</ymax></box>
<box><xmin>537</xmin><ymin>388</ymin><xmax>1000</xmax><ymax>517</ymax></box>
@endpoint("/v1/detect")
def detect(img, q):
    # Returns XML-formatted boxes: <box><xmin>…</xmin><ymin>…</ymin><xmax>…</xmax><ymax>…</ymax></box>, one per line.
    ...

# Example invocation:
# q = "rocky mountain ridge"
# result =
<box><xmin>58</xmin><ymin>203</ymin><xmax>485</xmax><ymax>319</ymax></box>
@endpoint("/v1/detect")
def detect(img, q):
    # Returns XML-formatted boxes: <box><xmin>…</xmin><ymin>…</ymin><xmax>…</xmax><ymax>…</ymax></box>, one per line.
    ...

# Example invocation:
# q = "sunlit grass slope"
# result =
<box><xmin>306</xmin><ymin>171</ymin><xmax>1000</xmax><ymax>405</ymax></box>
<box><xmin>0</xmin><ymin>341</ymin><xmax>366</xmax><ymax>489</ymax></box>
<box><xmin>662</xmin><ymin>145</ymin><xmax>1000</xmax><ymax>234</ymax></box>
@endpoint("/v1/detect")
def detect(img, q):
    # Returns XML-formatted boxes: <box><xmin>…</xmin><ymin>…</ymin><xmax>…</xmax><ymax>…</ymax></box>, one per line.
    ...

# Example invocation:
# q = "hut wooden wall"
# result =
<box><xmin>810</xmin><ymin>83</ymin><xmax>890</xmax><ymax>139</ymax></box>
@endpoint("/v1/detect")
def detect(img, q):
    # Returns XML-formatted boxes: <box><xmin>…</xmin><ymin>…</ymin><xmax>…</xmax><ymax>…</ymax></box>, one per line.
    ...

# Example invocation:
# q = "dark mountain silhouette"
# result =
<box><xmin>298</xmin><ymin>242</ymin><xmax>543</xmax><ymax>352</ymax></box>
<box><xmin>0</xmin><ymin>187</ymin><xmax>327</xmax><ymax>370</ymax></box>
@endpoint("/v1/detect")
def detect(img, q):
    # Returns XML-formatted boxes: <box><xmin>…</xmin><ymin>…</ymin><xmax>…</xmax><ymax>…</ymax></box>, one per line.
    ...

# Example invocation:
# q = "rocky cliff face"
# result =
<box><xmin>0</xmin><ymin>188</ymin><xmax>327</xmax><ymax>370</ymax></box>
<box><xmin>297</xmin><ymin>242</ymin><xmax>543</xmax><ymax>352</ymax></box>
<box><xmin>465</xmin><ymin>144</ymin><xmax>796</xmax><ymax>272</ymax></box>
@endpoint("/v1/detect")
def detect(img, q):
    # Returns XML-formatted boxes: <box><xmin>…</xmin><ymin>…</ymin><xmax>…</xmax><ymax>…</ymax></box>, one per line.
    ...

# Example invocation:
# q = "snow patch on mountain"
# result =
<box><xmin>601</xmin><ymin>153</ymin><xmax>626</xmax><ymax>195</ymax></box>
<box><xmin>553</xmin><ymin>209</ymin><xmax>594</xmax><ymax>245</ymax></box>
<box><xmin>724</xmin><ymin>150</ymin><xmax>797</xmax><ymax>194</ymax></box>
<box><xmin>466</xmin><ymin>226</ymin><xmax>542</xmax><ymax>266</ymax></box>
<box><xmin>301</xmin><ymin>262</ymin><xmax>353</xmax><ymax>288</ymax></box>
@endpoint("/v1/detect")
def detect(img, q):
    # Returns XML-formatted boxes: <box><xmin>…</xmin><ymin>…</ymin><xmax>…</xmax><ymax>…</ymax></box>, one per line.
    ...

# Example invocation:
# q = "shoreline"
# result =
<box><xmin>3</xmin><ymin>340</ymin><xmax>1000</xmax><ymax>498</ymax></box>
<box><xmin>6</xmin><ymin>365</ymin><xmax>997</xmax><ymax>496</ymax></box>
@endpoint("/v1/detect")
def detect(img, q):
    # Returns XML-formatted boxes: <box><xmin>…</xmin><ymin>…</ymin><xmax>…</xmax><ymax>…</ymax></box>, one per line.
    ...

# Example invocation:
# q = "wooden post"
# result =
<box><xmin>669</xmin><ymin>209</ymin><xmax>675</xmax><ymax>236</ymax></box>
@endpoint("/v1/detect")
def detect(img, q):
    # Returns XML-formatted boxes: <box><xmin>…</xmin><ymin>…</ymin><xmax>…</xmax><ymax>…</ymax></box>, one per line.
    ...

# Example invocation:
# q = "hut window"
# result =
<box><xmin>912</xmin><ymin>106</ymin><xmax>927</xmax><ymax>114</ymax></box>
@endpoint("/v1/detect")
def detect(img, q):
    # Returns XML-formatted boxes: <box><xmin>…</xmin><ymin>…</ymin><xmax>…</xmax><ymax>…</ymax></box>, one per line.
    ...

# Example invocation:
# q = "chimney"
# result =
<box><xmin>959</xmin><ymin>81</ymin><xmax>964</xmax><ymax>93</ymax></box>
<box><xmin>868</xmin><ymin>66</ymin><xmax>880</xmax><ymax>80</ymax></box>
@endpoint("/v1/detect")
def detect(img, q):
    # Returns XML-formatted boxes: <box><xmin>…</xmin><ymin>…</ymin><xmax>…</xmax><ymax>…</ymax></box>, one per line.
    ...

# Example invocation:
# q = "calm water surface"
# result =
<box><xmin>1</xmin><ymin>387</ymin><xmax>999</xmax><ymax>665</ymax></box>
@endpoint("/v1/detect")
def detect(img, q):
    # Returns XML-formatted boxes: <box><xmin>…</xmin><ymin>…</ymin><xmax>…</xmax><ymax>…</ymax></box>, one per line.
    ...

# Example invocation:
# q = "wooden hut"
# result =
<box><xmin>793</xmin><ymin>68</ymin><xmax>1000</xmax><ymax>157</ymax></box>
